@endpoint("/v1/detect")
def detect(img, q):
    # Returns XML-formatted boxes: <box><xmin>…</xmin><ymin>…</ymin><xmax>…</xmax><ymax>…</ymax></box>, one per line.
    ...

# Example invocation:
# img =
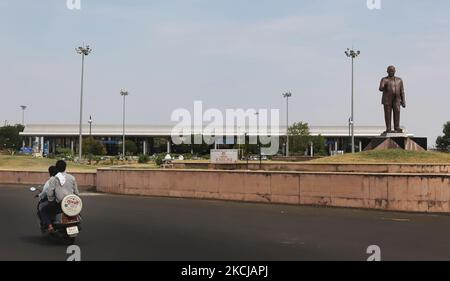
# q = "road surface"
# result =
<box><xmin>1</xmin><ymin>184</ymin><xmax>450</xmax><ymax>261</ymax></box>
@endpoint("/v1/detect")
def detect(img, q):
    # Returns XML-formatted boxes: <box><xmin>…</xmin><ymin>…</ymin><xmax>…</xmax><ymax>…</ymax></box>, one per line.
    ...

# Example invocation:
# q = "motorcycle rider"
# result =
<box><xmin>38</xmin><ymin>165</ymin><xmax>58</xmax><ymax>201</ymax></box>
<box><xmin>37</xmin><ymin>165</ymin><xmax>58</xmax><ymax>221</ymax></box>
<box><xmin>41</xmin><ymin>160</ymin><xmax>80</xmax><ymax>232</ymax></box>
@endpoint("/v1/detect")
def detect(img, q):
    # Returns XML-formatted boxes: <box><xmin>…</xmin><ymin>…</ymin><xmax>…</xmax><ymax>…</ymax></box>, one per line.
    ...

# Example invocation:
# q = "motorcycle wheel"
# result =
<box><xmin>66</xmin><ymin>236</ymin><xmax>76</xmax><ymax>245</ymax></box>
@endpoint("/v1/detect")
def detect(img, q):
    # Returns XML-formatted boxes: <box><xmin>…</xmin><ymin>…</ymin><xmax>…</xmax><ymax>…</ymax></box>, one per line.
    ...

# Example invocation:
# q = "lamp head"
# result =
<box><xmin>283</xmin><ymin>92</ymin><xmax>292</xmax><ymax>98</ymax></box>
<box><xmin>345</xmin><ymin>48</ymin><xmax>360</xmax><ymax>58</ymax></box>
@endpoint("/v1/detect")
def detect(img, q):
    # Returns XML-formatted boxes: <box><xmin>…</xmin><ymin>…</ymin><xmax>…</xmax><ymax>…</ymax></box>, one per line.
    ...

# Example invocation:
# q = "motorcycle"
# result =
<box><xmin>30</xmin><ymin>186</ymin><xmax>83</xmax><ymax>245</ymax></box>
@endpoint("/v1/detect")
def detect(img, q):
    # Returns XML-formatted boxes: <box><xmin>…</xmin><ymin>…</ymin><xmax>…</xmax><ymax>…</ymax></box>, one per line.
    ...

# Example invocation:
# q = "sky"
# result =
<box><xmin>0</xmin><ymin>0</ymin><xmax>449</xmax><ymax>146</ymax></box>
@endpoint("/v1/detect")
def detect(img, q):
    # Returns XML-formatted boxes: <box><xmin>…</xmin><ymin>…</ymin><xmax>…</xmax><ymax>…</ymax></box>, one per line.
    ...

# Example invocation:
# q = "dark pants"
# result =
<box><xmin>38</xmin><ymin>198</ymin><xmax>47</xmax><ymax>222</ymax></box>
<box><xmin>383</xmin><ymin>103</ymin><xmax>401</xmax><ymax>132</ymax></box>
<box><xmin>40</xmin><ymin>200</ymin><xmax>60</xmax><ymax>227</ymax></box>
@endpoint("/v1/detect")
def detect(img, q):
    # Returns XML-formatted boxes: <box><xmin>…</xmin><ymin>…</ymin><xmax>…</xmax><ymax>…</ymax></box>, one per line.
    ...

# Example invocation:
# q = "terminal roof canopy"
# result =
<box><xmin>19</xmin><ymin>124</ymin><xmax>412</xmax><ymax>137</ymax></box>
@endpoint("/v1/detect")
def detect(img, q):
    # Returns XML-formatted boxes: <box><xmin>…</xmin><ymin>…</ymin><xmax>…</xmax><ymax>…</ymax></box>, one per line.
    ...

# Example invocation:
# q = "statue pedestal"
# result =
<box><xmin>364</xmin><ymin>135</ymin><xmax>427</xmax><ymax>151</ymax></box>
<box><xmin>380</xmin><ymin>132</ymin><xmax>409</xmax><ymax>138</ymax></box>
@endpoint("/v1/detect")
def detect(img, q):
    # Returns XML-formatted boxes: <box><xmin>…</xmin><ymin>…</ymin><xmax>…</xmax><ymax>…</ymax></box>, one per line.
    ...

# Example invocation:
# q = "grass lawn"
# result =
<box><xmin>0</xmin><ymin>155</ymin><xmax>101</xmax><ymax>172</ymax></box>
<box><xmin>311</xmin><ymin>149</ymin><xmax>450</xmax><ymax>164</ymax></box>
<box><xmin>1</xmin><ymin>150</ymin><xmax>448</xmax><ymax>172</ymax></box>
<box><xmin>107</xmin><ymin>163</ymin><xmax>158</xmax><ymax>169</ymax></box>
<box><xmin>0</xmin><ymin>154</ymin><xmax>159</xmax><ymax>172</ymax></box>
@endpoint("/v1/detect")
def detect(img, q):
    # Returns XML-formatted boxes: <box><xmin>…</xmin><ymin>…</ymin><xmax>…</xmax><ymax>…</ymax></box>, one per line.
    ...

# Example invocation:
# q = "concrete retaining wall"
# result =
<box><xmin>96</xmin><ymin>168</ymin><xmax>450</xmax><ymax>213</ymax></box>
<box><xmin>271</xmin><ymin>156</ymin><xmax>323</xmax><ymax>162</ymax></box>
<box><xmin>2</xmin><ymin>168</ymin><xmax>449</xmax><ymax>213</ymax></box>
<box><xmin>0</xmin><ymin>170</ymin><xmax>96</xmax><ymax>187</ymax></box>
<box><xmin>172</xmin><ymin>162</ymin><xmax>450</xmax><ymax>174</ymax></box>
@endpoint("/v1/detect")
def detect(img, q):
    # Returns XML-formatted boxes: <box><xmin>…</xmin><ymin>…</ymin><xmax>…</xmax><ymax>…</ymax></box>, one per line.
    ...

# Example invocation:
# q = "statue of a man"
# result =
<box><xmin>379</xmin><ymin>65</ymin><xmax>406</xmax><ymax>134</ymax></box>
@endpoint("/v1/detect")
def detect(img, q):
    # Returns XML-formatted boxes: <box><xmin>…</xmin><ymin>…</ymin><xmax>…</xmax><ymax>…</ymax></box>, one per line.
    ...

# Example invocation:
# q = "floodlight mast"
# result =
<box><xmin>282</xmin><ymin>92</ymin><xmax>292</xmax><ymax>157</ymax></box>
<box><xmin>345</xmin><ymin>48</ymin><xmax>360</xmax><ymax>153</ymax></box>
<box><xmin>75</xmin><ymin>44</ymin><xmax>92</xmax><ymax>161</ymax></box>
<box><xmin>120</xmin><ymin>89</ymin><xmax>129</xmax><ymax>159</ymax></box>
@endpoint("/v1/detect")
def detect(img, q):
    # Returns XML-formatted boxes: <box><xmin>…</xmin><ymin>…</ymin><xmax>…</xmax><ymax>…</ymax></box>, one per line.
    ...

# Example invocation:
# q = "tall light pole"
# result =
<box><xmin>282</xmin><ymin>92</ymin><xmax>292</xmax><ymax>157</ymax></box>
<box><xmin>238</xmin><ymin>126</ymin><xmax>242</xmax><ymax>159</ymax></box>
<box><xmin>88</xmin><ymin>115</ymin><xmax>93</xmax><ymax>164</ymax></box>
<box><xmin>254</xmin><ymin>111</ymin><xmax>262</xmax><ymax>169</ymax></box>
<box><xmin>20</xmin><ymin>105</ymin><xmax>27</xmax><ymax>126</ymax></box>
<box><xmin>345</xmin><ymin>48</ymin><xmax>360</xmax><ymax>153</ymax></box>
<box><xmin>120</xmin><ymin>89</ymin><xmax>129</xmax><ymax>159</ymax></box>
<box><xmin>19</xmin><ymin>105</ymin><xmax>27</xmax><ymax>148</ymax></box>
<box><xmin>76</xmin><ymin>44</ymin><xmax>92</xmax><ymax>161</ymax></box>
<box><xmin>243</xmin><ymin>132</ymin><xmax>249</xmax><ymax>169</ymax></box>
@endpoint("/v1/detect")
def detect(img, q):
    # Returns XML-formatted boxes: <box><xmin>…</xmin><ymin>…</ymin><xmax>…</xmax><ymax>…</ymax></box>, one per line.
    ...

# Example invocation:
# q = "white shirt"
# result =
<box><xmin>38</xmin><ymin>178</ymin><xmax>52</xmax><ymax>201</ymax></box>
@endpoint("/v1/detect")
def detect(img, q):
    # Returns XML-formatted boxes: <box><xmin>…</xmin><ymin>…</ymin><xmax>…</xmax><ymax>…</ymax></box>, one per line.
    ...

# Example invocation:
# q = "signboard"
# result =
<box><xmin>20</xmin><ymin>147</ymin><xmax>33</xmax><ymax>154</ymax></box>
<box><xmin>43</xmin><ymin>143</ymin><xmax>49</xmax><ymax>156</ymax></box>
<box><xmin>210</xmin><ymin>149</ymin><xmax>238</xmax><ymax>164</ymax></box>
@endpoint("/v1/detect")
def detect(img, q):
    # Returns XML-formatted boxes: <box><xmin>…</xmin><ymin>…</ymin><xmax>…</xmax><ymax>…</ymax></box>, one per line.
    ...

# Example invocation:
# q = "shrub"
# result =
<box><xmin>92</xmin><ymin>155</ymin><xmax>101</xmax><ymax>164</ymax></box>
<box><xmin>154</xmin><ymin>154</ymin><xmax>165</xmax><ymax>166</ymax></box>
<box><xmin>83</xmin><ymin>138</ymin><xmax>107</xmax><ymax>156</ymax></box>
<box><xmin>124</xmin><ymin>140</ymin><xmax>138</xmax><ymax>156</ymax></box>
<box><xmin>138</xmin><ymin>154</ymin><xmax>150</xmax><ymax>164</ymax></box>
<box><xmin>56</xmin><ymin>148</ymin><xmax>73</xmax><ymax>157</ymax></box>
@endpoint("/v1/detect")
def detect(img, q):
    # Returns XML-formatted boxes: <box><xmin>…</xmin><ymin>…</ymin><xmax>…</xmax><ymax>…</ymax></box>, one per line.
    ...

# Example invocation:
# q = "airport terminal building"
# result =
<box><xmin>19</xmin><ymin>124</ymin><xmax>415</xmax><ymax>156</ymax></box>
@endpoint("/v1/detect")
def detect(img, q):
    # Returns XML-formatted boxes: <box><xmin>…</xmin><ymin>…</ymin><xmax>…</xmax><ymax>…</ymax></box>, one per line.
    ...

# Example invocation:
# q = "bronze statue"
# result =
<box><xmin>379</xmin><ymin>65</ymin><xmax>406</xmax><ymax>134</ymax></box>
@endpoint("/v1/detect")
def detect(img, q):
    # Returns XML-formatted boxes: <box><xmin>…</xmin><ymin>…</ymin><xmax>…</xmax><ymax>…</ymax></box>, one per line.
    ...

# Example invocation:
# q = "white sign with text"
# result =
<box><xmin>210</xmin><ymin>149</ymin><xmax>238</xmax><ymax>164</ymax></box>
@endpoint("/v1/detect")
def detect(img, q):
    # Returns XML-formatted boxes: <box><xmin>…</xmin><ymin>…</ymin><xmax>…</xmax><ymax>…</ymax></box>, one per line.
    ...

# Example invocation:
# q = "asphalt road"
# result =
<box><xmin>2</xmin><ymin>184</ymin><xmax>450</xmax><ymax>261</ymax></box>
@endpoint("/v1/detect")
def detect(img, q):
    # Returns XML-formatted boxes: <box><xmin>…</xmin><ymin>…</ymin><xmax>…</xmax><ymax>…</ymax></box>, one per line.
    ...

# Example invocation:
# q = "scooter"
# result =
<box><xmin>30</xmin><ymin>186</ymin><xmax>83</xmax><ymax>245</ymax></box>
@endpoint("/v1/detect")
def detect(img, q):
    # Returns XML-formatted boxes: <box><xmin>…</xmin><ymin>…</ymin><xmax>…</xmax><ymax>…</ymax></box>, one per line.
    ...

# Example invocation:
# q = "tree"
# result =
<box><xmin>436</xmin><ymin>122</ymin><xmax>450</xmax><ymax>152</ymax></box>
<box><xmin>288</xmin><ymin>122</ymin><xmax>326</xmax><ymax>156</ymax></box>
<box><xmin>82</xmin><ymin>138</ymin><xmax>107</xmax><ymax>156</ymax></box>
<box><xmin>0</xmin><ymin>124</ymin><xmax>24</xmax><ymax>154</ymax></box>
<box><xmin>288</xmin><ymin>122</ymin><xmax>311</xmax><ymax>154</ymax></box>
<box><xmin>124</xmin><ymin>140</ymin><xmax>138</xmax><ymax>155</ymax></box>
<box><xmin>311</xmin><ymin>135</ymin><xmax>327</xmax><ymax>156</ymax></box>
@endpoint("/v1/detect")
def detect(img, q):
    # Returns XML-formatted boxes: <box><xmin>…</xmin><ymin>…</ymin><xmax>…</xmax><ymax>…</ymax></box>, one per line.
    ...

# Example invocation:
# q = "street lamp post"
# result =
<box><xmin>120</xmin><ymin>89</ymin><xmax>129</xmax><ymax>159</ymax></box>
<box><xmin>238</xmin><ymin>126</ymin><xmax>242</xmax><ymax>159</ymax></box>
<box><xmin>245</xmin><ymin>132</ymin><xmax>249</xmax><ymax>170</ymax></box>
<box><xmin>20</xmin><ymin>105</ymin><xmax>27</xmax><ymax>148</ymax></box>
<box><xmin>76</xmin><ymin>44</ymin><xmax>92</xmax><ymax>162</ymax></box>
<box><xmin>20</xmin><ymin>105</ymin><xmax>27</xmax><ymax>126</ymax></box>
<box><xmin>88</xmin><ymin>115</ymin><xmax>92</xmax><ymax>164</ymax></box>
<box><xmin>345</xmin><ymin>48</ymin><xmax>360</xmax><ymax>153</ymax></box>
<box><xmin>282</xmin><ymin>92</ymin><xmax>292</xmax><ymax>157</ymax></box>
<box><xmin>255</xmin><ymin>111</ymin><xmax>262</xmax><ymax>169</ymax></box>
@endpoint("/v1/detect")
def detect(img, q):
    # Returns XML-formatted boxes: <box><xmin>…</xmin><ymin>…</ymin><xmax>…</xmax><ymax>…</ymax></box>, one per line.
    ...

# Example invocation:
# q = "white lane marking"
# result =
<box><xmin>381</xmin><ymin>217</ymin><xmax>410</xmax><ymax>222</ymax></box>
<box><xmin>80</xmin><ymin>192</ymin><xmax>104</xmax><ymax>196</ymax></box>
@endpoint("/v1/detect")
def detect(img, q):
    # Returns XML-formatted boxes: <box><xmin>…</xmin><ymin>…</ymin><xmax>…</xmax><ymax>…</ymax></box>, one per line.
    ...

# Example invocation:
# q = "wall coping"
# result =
<box><xmin>173</xmin><ymin>161</ymin><xmax>450</xmax><ymax>166</ymax></box>
<box><xmin>0</xmin><ymin>169</ymin><xmax>97</xmax><ymax>174</ymax></box>
<box><xmin>1</xmin><ymin>168</ymin><xmax>447</xmax><ymax>177</ymax></box>
<box><xmin>97</xmin><ymin>167</ymin><xmax>450</xmax><ymax>178</ymax></box>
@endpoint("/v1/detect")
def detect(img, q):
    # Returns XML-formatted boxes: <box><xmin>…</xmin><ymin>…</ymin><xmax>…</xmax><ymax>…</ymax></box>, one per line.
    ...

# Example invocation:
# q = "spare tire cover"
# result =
<box><xmin>61</xmin><ymin>194</ymin><xmax>83</xmax><ymax>217</ymax></box>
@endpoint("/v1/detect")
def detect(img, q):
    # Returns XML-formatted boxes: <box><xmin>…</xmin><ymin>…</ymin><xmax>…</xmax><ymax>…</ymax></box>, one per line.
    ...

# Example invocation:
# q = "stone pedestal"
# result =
<box><xmin>364</xmin><ymin>133</ymin><xmax>427</xmax><ymax>151</ymax></box>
